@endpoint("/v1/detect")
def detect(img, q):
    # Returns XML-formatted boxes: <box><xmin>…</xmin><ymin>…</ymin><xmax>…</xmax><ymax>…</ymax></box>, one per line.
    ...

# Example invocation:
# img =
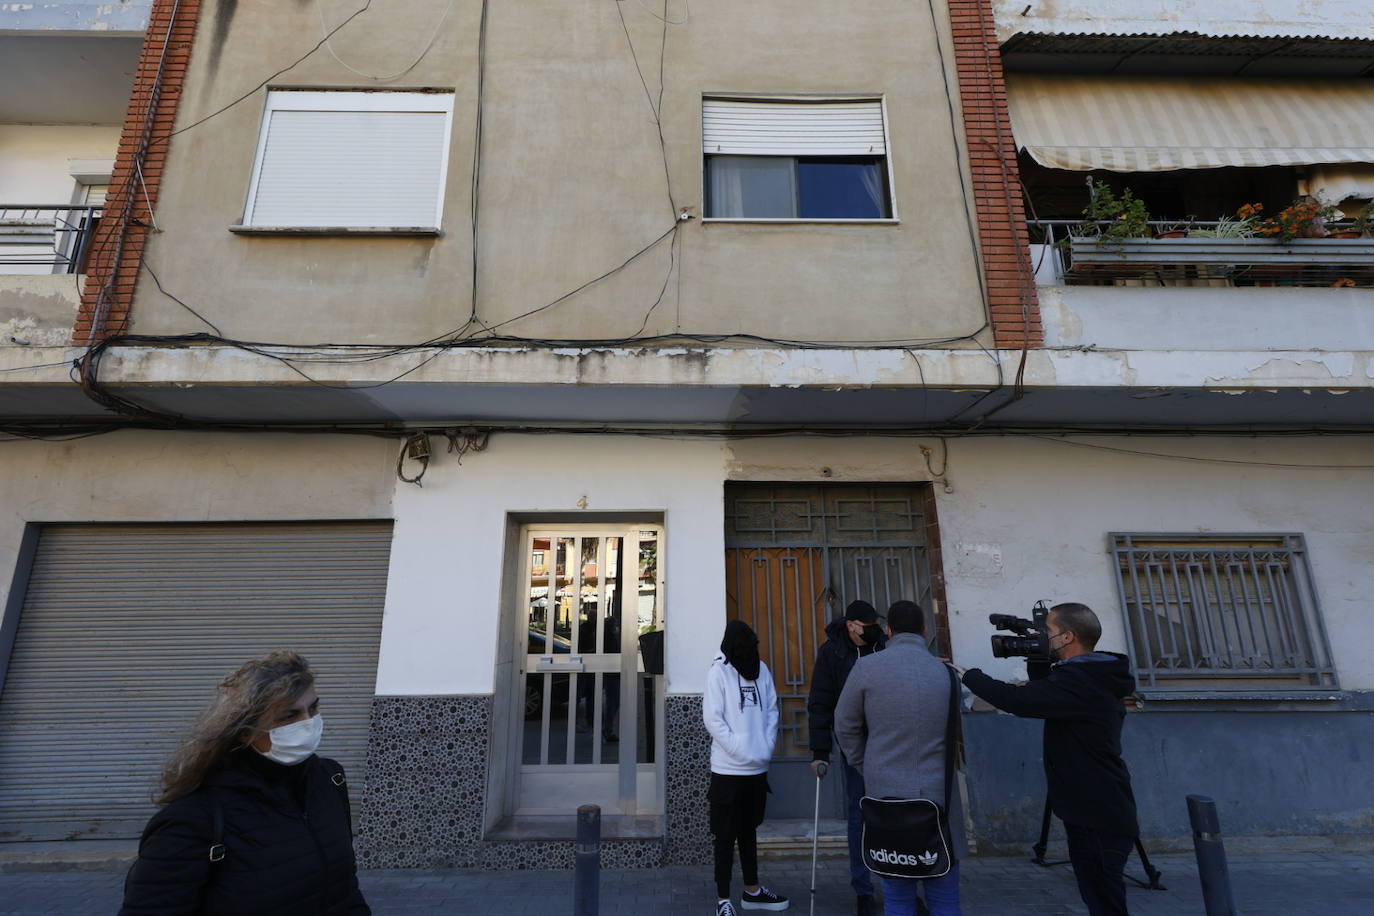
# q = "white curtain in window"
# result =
<box><xmin>708</xmin><ymin>156</ymin><xmax>798</xmax><ymax>218</ymax></box>
<box><xmin>857</xmin><ymin>165</ymin><xmax>884</xmax><ymax>216</ymax></box>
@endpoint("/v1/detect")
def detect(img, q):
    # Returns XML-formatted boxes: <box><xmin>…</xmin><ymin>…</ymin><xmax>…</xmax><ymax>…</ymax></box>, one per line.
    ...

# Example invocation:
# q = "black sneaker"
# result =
<box><xmin>741</xmin><ymin>886</ymin><xmax>789</xmax><ymax>911</ymax></box>
<box><xmin>857</xmin><ymin>893</ymin><xmax>877</xmax><ymax>916</ymax></box>
<box><xmin>717</xmin><ymin>901</ymin><xmax>739</xmax><ymax>916</ymax></box>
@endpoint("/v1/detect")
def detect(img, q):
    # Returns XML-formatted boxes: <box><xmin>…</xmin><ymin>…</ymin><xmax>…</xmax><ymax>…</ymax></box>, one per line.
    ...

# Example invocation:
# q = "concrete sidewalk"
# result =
<box><xmin>1</xmin><ymin>850</ymin><xmax>1369</xmax><ymax>914</ymax></box>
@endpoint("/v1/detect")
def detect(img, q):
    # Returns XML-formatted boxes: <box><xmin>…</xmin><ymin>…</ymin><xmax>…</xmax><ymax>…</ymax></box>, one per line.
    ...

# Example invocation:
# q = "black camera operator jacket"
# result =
<box><xmin>961</xmin><ymin>652</ymin><xmax>1140</xmax><ymax>838</ymax></box>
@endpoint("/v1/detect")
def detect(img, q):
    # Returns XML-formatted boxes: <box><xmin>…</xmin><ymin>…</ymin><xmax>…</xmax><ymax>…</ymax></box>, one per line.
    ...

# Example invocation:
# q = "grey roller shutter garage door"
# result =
<box><xmin>0</xmin><ymin>522</ymin><xmax>391</xmax><ymax>842</ymax></box>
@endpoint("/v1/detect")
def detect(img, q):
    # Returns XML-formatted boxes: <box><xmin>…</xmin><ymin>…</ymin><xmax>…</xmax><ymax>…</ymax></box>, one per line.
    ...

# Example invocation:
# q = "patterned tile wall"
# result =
<box><xmin>355</xmin><ymin>693</ymin><xmax>712</xmax><ymax>869</ymax></box>
<box><xmin>663</xmin><ymin>694</ymin><xmax>712</xmax><ymax>866</ymax></box>
<box><xmin>355</xmin><ymin>695</ymin><xmax>492</xmax><ymax>868</ymax></box>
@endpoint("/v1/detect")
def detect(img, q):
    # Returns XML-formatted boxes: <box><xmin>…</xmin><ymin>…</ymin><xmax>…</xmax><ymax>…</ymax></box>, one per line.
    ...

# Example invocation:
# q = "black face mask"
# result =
<box><xmin>860</xmin><ymin>624</ymin><xmax>881</xmax><ymax>646</ymax></box>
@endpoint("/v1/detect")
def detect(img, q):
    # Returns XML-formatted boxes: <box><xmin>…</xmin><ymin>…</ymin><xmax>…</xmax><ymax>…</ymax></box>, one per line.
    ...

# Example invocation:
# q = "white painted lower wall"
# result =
<box><xmin>2</xmin><ymin>430</ymin><xmax>1371</xmax><ymax>699</ymax></box>
<box><xmin>376</xmin><ymin>435</ymin><xmax>727</xmax><ymax>696</ymax></box>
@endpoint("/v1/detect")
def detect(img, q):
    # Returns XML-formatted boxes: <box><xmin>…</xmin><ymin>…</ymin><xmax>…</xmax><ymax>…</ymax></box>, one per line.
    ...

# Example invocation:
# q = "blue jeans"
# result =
<box><xmin>839</xmin><ymin>756</ymin><xmax>876</xmax><ymax>896</ymax></box>
<box><xmin>880</xmin><ymin>862</ymin><xmax>961</xmax><ymax>916</ymax></box>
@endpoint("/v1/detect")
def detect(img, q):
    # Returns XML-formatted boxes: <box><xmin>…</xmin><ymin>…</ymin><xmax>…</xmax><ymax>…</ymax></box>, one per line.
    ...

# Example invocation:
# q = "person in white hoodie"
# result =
<box><xmin>703</xmin><ymin>620</ymin><xmax>790</xmax><ymax>916</ymax></box>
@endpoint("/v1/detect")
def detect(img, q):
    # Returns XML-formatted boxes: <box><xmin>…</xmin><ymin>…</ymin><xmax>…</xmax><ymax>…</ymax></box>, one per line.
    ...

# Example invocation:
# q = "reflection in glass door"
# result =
<box><xmin>517</xmin><ymin>526</ymin><xmax>663</xmax><ymax>816</ymax></box>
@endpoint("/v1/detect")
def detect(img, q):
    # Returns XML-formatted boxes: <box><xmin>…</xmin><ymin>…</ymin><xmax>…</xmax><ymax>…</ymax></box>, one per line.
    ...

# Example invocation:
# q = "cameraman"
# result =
<box><xmin>955</xmin><ymin>603</ymin><xmax>1138</xmax><ymax>916</ymax></box>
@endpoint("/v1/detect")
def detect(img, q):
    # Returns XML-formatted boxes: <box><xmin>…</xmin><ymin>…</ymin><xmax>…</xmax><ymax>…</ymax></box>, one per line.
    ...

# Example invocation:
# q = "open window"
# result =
<box><xmin>702</xmin><ymin>98</ymin><xmax>893</xmax><ymax>220</ymax></box>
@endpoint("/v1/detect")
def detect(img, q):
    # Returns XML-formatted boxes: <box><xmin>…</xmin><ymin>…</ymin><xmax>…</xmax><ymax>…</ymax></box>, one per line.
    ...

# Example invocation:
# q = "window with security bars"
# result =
<box><xmin>1110</xmin><ymin>533</ymin><xmax>1338</xmax><ymax>693</ymax></box>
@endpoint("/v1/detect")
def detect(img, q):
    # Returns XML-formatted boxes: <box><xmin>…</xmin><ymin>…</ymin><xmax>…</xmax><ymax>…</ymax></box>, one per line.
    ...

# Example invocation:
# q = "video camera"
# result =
<box><xmin>989</xmin><ymin>600</ymin><xmax>1053</xmax><ymax>680</ymax></box>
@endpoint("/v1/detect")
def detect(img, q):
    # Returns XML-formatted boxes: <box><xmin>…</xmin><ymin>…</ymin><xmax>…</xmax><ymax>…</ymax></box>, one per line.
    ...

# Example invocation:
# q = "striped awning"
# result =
<box><xmin>1006</xmin><ymin>74</ymin><xmax>1374</xmax><ymax>172</ymax></box>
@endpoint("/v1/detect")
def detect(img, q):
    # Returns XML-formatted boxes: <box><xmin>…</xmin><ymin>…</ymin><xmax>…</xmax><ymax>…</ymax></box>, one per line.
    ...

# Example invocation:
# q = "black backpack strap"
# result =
<box><xmin>942</xmin><ymin>665</ymin><xmax>962</xmax><ymax>813</ymax></box>
<box><xmin>208</xmin><ymin>789</ymin><xmax>226</xmax><ymax>863</ymax></box>
<box><xmin>330</xmin><ymin>768</ymin><xmax>355</xmax><ymax>838</ymax></box>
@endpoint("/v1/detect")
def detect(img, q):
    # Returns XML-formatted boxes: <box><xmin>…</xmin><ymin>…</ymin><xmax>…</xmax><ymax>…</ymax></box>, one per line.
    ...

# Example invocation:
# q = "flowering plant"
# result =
<box><xmin>1255</xmin><ymin>200</ymin><xmax>1329</xmax><ymax>242</ymax></box>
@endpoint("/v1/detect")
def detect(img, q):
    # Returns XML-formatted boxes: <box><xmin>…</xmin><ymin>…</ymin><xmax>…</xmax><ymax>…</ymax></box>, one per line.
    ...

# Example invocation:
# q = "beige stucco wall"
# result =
<box><xmin>0</xmin><ymin>274</ymin><xmax>81</xmax><ymax>345</ymax></box>
<box><xmin>131</xmin><ymin>0</ymin><xmax>986</xmax><ymax>346</ymax></box>
<box><xmin>0</xmin><ymin>125</ymin><xmax>117</xmax><ymax>204</ymax></box>
<box><xmin>0</xmin><ymin>431</ymin><xmax>395</xmax><ymax>630</ymax></box>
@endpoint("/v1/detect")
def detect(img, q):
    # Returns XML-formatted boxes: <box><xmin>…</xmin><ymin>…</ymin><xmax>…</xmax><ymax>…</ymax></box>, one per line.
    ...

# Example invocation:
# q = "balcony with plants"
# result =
<box><xmin>1030</xmin><ymin>177</ymin><xmax>1374</xmax><ymax>289</ymax></box>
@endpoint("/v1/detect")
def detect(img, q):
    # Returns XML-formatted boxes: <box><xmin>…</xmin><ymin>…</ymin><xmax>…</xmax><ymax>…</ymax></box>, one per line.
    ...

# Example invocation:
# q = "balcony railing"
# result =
<box><xmin>0</xmin><ymin>205</ymin><xmax>103</xmax><ymax>274</ymax></box>
<box><xmin>1030</xmin><ymin>219</ymin><xmax>1374</xmax><ymax>288</ymax></box>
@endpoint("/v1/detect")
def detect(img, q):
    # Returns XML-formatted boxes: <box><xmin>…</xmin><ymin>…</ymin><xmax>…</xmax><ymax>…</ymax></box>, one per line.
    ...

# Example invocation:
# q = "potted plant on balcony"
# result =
<box><xmin>1187</xmin><ymin>203</ymin><xmax>1262</xmax><ymax>239</ymax></box>
<box><xmin>1071</xmin><ymin>176</ymin><xmax>1151</xmax><ymax>243</ymax></box>
<box><xmin>1330</xmin><ymin>200</ymin><xmax>1374</xmax><ymax>239</ymax></box>
<box><xmin>1256</xmin><ymin>199</ymin><xmax>1331</xmax><ymax>242</ymax></box>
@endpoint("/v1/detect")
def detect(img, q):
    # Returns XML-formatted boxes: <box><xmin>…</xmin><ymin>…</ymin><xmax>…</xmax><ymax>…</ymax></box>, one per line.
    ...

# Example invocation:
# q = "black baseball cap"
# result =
<box><xmin>844</xmin><ymin>600</ymin><xmax>882</xmax><ymax>624</ymax></box>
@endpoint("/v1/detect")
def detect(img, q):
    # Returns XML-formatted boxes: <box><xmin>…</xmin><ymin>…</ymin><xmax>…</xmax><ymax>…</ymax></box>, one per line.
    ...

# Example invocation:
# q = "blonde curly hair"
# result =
<box><xmin>158</xmin><ymin>651</ymin><xmax>315</xmax><ymax>804</ymax></box>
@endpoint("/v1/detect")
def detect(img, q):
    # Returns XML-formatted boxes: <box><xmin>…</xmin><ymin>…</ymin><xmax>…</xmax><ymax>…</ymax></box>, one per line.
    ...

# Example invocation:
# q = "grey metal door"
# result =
<box><xmin>0</xmin><ymin>522</ymin><xmax>391</xmax><ymax>842</ymax></box>
<box><xmin>724</xmin><ymin>484</ymin><xmax>934</xmax><ymax>819</ymax></box>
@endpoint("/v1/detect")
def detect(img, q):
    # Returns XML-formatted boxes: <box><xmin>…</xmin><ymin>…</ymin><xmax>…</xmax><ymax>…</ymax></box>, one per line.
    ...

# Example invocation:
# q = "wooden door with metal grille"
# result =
<box><xmin>724</xmin><ymin>484</ymin><xmax>936</xmax><ymax>817</ymax></box>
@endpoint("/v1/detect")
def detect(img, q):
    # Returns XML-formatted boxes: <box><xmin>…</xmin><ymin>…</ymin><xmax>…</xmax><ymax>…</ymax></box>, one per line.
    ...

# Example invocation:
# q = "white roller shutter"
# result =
<box><xmin>702</xmin><ymin>99</ymin><xmax>887</xmax><ymax>156</ymax></box>
<box><xmin>0</xmin><ymin>522</ymin><xmax>392</xmax><ymax>842</ymax></box>
<box><xmin>244</xmin><ymin>90</ymin><xmax>454</xmax><ymax>228</ymax></box>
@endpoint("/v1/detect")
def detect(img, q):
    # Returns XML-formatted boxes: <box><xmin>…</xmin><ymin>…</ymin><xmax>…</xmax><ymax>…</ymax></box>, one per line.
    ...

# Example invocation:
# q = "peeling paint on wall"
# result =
<box><xmin>0</xmin><ymin>1</ymin><xmax>152</xmax><ymax>32</ymax></box>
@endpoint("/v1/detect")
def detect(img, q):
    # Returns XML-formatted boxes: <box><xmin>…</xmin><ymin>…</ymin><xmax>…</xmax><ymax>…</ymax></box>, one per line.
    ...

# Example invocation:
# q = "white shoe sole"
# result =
<box><xmin>741</xmin><ymin>901</ymin><xmax>789</xmax><ymax>911</ymax></box>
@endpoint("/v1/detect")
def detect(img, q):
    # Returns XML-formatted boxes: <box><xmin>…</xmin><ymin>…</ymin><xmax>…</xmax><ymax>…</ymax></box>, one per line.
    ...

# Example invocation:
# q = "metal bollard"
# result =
<box><xmin>574</xmin><ymin>804</ymin><xmax>601</xmax><ymax>916</ymax></box>
<box><xmin>1186</xmin><ymin>795</ymin><xmax>1236</xmax><ymax>916</ymax></box>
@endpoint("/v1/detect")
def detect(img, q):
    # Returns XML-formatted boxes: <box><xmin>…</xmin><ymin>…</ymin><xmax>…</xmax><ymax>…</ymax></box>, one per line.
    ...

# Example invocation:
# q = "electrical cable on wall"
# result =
<box><xmin>84</xmin><ymin>0</ymin><xmax>1005</xmax><ymax>409</ymax></box>
<box><xmin>316</xmin><ymin>0</ymin><xmax>456</xmax><ymax>82</ymax></box>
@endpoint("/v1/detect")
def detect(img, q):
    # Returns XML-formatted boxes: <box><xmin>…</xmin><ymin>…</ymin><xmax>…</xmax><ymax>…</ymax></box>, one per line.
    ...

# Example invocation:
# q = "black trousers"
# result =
<box><xmin>1064</xmin><ymin>822</ymin><xmax>1134</xmax><ymax>916</ymax></box>
<box><xmin>708</xmin><ymin>772</ymin><xmax>769</xmax><ymax>899</ymax></box>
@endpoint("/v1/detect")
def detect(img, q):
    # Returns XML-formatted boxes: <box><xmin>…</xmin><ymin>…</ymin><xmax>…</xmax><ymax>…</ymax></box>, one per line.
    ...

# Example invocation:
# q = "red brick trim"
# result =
<box><xmin>947</xmin><ymin>0</ymin><xmax>1042</xmax><ymax>348</ymax></box>
<box><xmin>75</xmin><ymin>0</ymin><xmax>203</xmax><ymax>345</ymax></box>
<box><xmin>921</xmin><ymin>482</ymin><xmax>954</xmax><ymax>657</ymax></box>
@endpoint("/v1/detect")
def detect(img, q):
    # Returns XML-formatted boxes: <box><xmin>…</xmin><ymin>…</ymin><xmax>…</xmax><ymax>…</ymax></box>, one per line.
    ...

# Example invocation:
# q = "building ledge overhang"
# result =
<box><xmin>3</xmin><ymin>344</ymin><xmax>1374</xmax><ymax>430</ymax></box>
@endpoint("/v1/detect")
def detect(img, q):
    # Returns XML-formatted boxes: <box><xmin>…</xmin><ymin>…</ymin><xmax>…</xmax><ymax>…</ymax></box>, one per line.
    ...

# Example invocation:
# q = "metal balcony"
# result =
<box><xmin>0</xmin><ymin>205</ymin><xmax>102</xmax><ymax>274</ymax></box>
<box><xmin>1031</xmin><ymin>220</ymin><xmax>1374</xmax><ymax>288</ymax></box>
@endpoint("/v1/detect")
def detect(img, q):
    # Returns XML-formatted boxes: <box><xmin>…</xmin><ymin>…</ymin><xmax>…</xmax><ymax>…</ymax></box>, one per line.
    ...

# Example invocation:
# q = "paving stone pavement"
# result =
<box><xmin>1</xmin><ymin>850</ymin><xmax>1370</xmax><ymax>914</ymax></box>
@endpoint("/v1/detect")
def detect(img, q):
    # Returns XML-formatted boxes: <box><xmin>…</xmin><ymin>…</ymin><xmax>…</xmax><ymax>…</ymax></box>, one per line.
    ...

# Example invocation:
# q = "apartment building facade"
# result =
<box><xmin>1</xmin><ymin>0</ymin><xmax>1370</xmax><ymax>867</ymax></box>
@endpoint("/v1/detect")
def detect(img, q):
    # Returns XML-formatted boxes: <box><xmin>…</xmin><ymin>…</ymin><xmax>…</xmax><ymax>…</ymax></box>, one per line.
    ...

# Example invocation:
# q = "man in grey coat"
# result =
<box><xmin>835</xmin><ymin>601</ymin><xmax>964</xmax><ymax>916</ymax></box>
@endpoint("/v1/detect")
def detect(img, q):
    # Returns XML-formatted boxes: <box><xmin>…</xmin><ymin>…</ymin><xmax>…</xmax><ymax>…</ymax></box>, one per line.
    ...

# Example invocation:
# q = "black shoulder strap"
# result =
<box><xmin>331</xmin><ymin>768</ymin><xmax>354</xmax><ymax>838</ymax></box>
<box><xmin>208</xmin><ymin>789</ymin><xmax>226</xmax><ymax>863</ymax></box>
<box><xmin>942</xmin><ymin>665</ymin><xmax>962</xmax><ymax>811</ymax></box>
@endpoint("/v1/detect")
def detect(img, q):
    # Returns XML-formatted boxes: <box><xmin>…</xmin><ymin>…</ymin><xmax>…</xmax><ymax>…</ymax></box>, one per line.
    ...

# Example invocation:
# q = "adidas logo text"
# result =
<box><xmin>869</xmin><ymin>848</ymin><xmax>941</xmax><ymax>867</ymax></box>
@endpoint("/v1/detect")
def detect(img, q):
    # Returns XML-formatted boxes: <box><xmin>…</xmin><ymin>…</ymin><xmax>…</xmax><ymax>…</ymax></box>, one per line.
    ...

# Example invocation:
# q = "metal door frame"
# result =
<box><xmin>508</xmin><ymin>522</ymin><xmax>665</xmax><ymax>816</ymax></box>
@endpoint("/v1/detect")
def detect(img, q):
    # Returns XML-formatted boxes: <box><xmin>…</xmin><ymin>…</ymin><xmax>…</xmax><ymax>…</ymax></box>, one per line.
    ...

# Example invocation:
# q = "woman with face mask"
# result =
<box><xmin>119</xmin><ymin>651</ymin><xmax>369</xmax><ymax>915</ymax></box>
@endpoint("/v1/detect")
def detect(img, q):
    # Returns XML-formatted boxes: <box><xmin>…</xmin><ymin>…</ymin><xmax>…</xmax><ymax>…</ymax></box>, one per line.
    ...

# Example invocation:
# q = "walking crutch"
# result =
<box><xmin>809</xmin><ymin>761</ymin><xmax>828</xmax><ymax>916</ymax></box>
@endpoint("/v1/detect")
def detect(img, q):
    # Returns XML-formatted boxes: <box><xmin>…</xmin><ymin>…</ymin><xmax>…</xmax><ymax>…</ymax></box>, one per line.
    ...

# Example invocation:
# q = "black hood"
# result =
<box><xmin>720</xmin><ymin>619</ymin><xmax>761</xmax><ymax>681</ymax></box>
<box><xmin>1064</xmin><ymin>651</ymin><xmax>1136</xmax><ymax>698</ymax></box>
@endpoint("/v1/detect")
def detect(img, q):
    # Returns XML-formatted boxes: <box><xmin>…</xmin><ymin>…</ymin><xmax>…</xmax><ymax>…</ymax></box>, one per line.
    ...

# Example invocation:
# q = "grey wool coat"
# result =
<box><xmin>834</xmin><ymin>632</ymin><xmax>968</xmax><ymax>855</ymax></box>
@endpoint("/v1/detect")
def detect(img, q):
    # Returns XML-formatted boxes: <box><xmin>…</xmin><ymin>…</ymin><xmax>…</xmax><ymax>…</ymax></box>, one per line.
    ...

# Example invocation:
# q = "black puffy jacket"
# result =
<box><xmin>120</xmin><ymin>752</ymin><xmax>370</xmax><ymax>915</ymax></box>
<box><xmin>806</xmin><ymin>617</ymin><xmax>886</xmax><ymax>762</ymax></box>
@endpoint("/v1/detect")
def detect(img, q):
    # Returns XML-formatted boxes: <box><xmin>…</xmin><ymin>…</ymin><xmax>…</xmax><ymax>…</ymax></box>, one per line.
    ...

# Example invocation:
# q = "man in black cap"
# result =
<box><xmin>807</xmin><ymin>600</ymin><xmax>887</xmax><ymax>916</ymax></box>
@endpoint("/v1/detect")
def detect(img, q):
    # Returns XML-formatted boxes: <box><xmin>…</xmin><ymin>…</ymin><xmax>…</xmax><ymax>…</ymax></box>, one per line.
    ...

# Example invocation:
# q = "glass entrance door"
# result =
<box><xmin>516</xmin><ymin>526</ymin><xmax>663</xmax><ymax>816</ymax></box>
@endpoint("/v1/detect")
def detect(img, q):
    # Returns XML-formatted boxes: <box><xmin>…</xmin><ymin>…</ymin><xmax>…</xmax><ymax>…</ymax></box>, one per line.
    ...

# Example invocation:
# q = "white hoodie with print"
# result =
<box><xmin>702</xmin><ymin>652</ymin><xmax>780</xmax><ymax>775</ymax></box>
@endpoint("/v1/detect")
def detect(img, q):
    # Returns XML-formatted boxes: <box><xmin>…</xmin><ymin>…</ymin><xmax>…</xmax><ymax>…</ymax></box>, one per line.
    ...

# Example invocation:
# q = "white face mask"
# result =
<box><xmin>258</xmin><ymin>714</ymin><xmax>323</xmax><ymax>765</ymax></box>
